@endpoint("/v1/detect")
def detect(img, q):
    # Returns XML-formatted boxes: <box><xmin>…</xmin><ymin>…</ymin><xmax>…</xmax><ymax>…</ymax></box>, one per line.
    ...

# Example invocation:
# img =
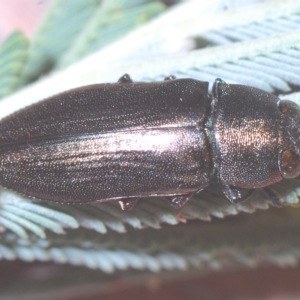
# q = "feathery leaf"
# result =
<box><xmin>0</xmin><ymin>31</ymin><xmax>28</xmax><ymax>99</ymax></box>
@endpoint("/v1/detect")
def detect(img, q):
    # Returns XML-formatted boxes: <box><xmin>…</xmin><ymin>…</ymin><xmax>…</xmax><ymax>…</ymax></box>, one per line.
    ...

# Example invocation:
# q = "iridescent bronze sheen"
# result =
<box><xmin>0</xmin><ymin>75</ymin><xmax>299</xmax><ymax>209</ymax></box>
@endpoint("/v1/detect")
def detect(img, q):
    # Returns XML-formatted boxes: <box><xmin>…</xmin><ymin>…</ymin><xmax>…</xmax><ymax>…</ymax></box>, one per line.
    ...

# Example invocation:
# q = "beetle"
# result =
<box><xmin>0</xmin><ymin>74</ymin><xmax>299</xmax><ymax>210</ymax></box>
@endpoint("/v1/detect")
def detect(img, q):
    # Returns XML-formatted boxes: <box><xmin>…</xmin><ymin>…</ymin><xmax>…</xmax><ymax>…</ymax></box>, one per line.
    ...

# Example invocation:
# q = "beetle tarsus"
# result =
<box><xmin>118</xmin><ymin>74</ymin><xmax>133</xmax><ymax>83</ymax></box>
<box><xmin>214</xmin><ymin>77</ymin><xmax>226</xmax><ymax>84</ymax></box>
<box><xmin>222</xmin><ymin>184</ymin><xmax>254</xmax><ymax>203</ymax></box>
<box><xmin>167</xmin><ymin>194</ymin><xmax>193</xmax><ymax>209</ymax></box>
<box><xmin>164</xmin><ymin>75</ymin><xmax>176</xmax><ymax>81</ymax></box>
<box><xmin>118</xmin><ymin>198</ymin><xmax>139</xmax><ymax>210</ymax></box>
<box><xmin>262</xmin><ymin>187</ymin><xmax>284</xmax><ymax>207</ymax></box>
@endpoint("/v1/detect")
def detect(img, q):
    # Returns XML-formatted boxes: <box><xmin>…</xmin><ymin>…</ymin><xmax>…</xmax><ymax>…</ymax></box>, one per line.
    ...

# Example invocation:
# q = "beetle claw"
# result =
<box><xmin>118</xmin><ymin>198</ymin><xmax>139</xmax><ymax>210</ymax></box>
<box><xmin>164</xmin><ymin>75</ymin><xmax>176</xmax><ymax>81</ymax></box>
<box><xmin>222</xmin><ymin>184</ymin><xmax>254</xmax><ymax>203</ymax></box>
<box><xmin>166</xmin><ymin>194</ymin><xmax>193</xmax><ymax>209</ymax></box>
<box><xmin>262</xmin><ymin>187</ymin><xmax>284</xmax><ymax>207</ymax></box>
<box><xmin>118</xmin><ymin>74</ymin><xmax>133</xmax><ymax>83</ymax></box>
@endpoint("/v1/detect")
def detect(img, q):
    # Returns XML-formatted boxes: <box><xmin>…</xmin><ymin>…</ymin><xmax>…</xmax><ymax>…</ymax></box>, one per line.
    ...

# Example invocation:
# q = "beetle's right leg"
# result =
<box><xmin>118</xmin><ymin>74</ymin><xmax>133</xmax><ymax>83</ymax></box>
<box><xmin>261</xmin><ymin>187</ymin><xmax>284</xmax><ymax>207</ymax></box>
<box><xmin>164</xmin><ymin>75</ymin><xmax>176</xmax><ymax>81</ymax></box>
<box><xmin>222</xmin><ymin>184</ymin><xmax>255</xmax><ymax>204</ymax></box>
<box><xmin>118</xmin><ymin>197</ymin><xmax>139</xmax><ymax>210</ymax></box>
<box><xmin>166</xmin><ymin>193</ymin><xmax>194</xmax><ymax>209</ymax></box>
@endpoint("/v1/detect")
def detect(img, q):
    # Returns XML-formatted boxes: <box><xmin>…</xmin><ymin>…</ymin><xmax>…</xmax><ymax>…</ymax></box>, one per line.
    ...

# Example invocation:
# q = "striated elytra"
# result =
<box><xmin>0</xmin><ymin>74</ymin><xmax>299</xmax><ymax>210</ymax></box>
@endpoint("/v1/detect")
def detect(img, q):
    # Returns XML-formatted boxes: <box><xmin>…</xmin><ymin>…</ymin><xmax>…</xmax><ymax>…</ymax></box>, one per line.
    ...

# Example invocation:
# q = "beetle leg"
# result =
<box><xmin>166</xmin><ymin>193</ymin><xmax>194</xmax><ymax>209</ymax></box>
<box><xmin>118</xmin><ymin>198</ymin><xmax>139</xmax><ymax>210</ymax></box>
<box><xmin>118</xmin><ymin>74</ymin><xmax>133</xmax><ymax>83</ymax></box>
<box><xmin>222</xmin><ymin>184</ymin><xmax>254</xmax><ymax>203</ymax></box>
<box><xmin>261</xmin><ymin>187</ymin><xmax>284</xmax><ymax>207</ymax></box>
<box><xmin>164</xmin><ymin>75</ymin><xmax>176</xmax><ymax>81</ymax></box>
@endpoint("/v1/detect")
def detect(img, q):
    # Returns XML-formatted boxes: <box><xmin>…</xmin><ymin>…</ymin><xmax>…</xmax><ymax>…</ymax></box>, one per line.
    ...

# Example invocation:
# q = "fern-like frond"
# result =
<box><xmin>20</xmin><ymin>0</ymin><xmax>165</xmax><ymax>84</ymax></box>
<box><xmin>58</xmin><ymin>0</ymin><xmax>166</xmax><ymax>68</ymax></box>
<box><xmin>0</xmin><ymin>177</ymin><xmax>299</xmax><ymax>238</ymax></box>
<box><xmin>1</xmin><ymin>208</ymin><xmax>300</xmax><ymax>274</ymax></box>
<box><xmin>20</xmin><ymin>0</ymin><xmax>100</xmax><ymax>84</ymax></box>
<box><xmin>0</xmin><ymin>192</ymin><xmax>78</xmax><ymax>238</ymax></box>
<box><xmin>0</xmin><ymin>31</ymin><xmax>28</xmax><ymax>99</ymax></box>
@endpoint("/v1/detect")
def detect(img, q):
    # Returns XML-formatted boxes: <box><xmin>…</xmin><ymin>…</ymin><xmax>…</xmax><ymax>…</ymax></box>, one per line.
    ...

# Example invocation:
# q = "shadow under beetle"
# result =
<box><xmin>0</xmin><ymin>74</ymin><xmax>300</xmax><ymax>210</ymax></box>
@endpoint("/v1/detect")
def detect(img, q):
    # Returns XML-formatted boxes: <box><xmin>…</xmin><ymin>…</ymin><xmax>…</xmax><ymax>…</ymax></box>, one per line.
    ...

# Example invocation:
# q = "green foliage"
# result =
<box><xmin>0</xmin><ymin>177</ymin><xmax>299</xmax><ymax>241</ymax></box>
<box><xmin>20</xmin><ymin>0</ymin><xmax>101</xmax><ymax>83</ymax></box>
<box><xmin>20</xmin><ymin>0</ymin><xmax>165</xmax><ymax>84</ymax></box>
<box><xmin>58</xmin><ymin>0</ymin><xmax>166</xmax><ymax>67</ymax></box>
<box><xmin>0</xmin><ymin>32</ymin><xmax>28</xmax><ymax>99</ymax></box>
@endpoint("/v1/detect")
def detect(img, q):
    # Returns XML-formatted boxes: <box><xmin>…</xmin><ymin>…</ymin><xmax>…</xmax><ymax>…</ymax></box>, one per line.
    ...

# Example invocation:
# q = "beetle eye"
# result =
<box><xmin>280</xmin><ymin>150</ymin><xmax>300</xmax><ymax>178</ymax></box>
<box><xmin>278</xmin><ymin>100</ymin><xmax>300</xmax><ymax>116</ymax></box>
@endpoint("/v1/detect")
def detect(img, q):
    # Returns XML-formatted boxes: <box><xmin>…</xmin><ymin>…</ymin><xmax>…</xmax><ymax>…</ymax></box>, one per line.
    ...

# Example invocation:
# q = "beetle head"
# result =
<box><xmin>278</xmin><ymin>99</ymin><xmax>300</xmax><ymax>179</ymax></box>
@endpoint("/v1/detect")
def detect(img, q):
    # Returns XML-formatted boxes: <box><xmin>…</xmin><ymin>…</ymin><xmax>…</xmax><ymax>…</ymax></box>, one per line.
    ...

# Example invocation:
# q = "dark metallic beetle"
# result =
<box><xmin>0</xmin><ymin>74</ymin><xmax>300</xmax><ymax>210</ymax></box>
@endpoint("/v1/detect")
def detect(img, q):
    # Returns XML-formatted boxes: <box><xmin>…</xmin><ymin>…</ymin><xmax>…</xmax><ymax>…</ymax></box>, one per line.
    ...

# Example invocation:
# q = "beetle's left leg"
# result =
<box><xmin>222</xmin><ymin>184</ymin><xmax>255</xmax><ymax>203</ymax></box>
<box><xmin>118</xmin><ymin>74</ymin><xmax>133</xmax><ymax>83</ymax></box>
<box><xmin>166</xmin><ymin>193</ymin><xmax>194</xmax><ymax>209</ymax></box>
<box><xmin>118</xmin><ymin>197</ymin><xmax>139</xmax><ymax>210</ymax></box>
<box><xmin>261</xmin><ymin>187</ymin><xmax>284</xmax><ymax>207</ymax></box>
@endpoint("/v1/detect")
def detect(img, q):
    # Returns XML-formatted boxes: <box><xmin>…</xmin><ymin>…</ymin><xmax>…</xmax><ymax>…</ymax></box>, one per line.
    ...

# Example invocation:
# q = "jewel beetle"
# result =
<box><xmin>0</xmin><ymin>74</ymin><xmax>299</xmax><ymax>210</ymax></box>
